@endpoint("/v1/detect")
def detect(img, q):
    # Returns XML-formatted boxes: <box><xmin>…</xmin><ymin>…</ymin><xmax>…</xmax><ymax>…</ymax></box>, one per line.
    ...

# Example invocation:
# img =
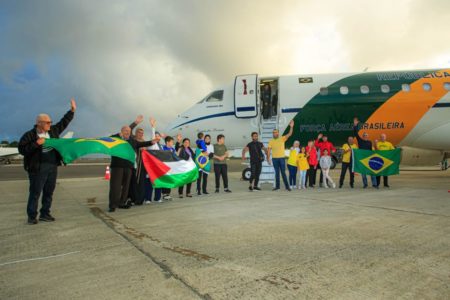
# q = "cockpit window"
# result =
<box><xmin>205</xmin><ymin>90</ymin><xmax>224</xmax><ymax>102</ymax></box>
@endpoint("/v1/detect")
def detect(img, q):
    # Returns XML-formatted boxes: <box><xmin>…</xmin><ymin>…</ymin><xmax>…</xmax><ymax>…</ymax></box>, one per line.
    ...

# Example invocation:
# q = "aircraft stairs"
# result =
<box><xmin>258</xmin><ymin>116</ymin><xmax>277</xmax><ymax>186</ymax></box>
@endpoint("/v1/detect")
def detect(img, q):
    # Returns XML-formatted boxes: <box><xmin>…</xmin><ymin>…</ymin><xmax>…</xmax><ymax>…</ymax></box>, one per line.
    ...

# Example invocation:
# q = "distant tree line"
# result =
<box><xmin>0</xmin><ymin>140</ymin><xmax>19</xmax><ymax>147</ymax></box>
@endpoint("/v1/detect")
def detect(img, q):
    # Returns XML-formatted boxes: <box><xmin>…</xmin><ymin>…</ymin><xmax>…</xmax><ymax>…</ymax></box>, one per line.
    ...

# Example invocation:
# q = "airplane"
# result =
<box><xmin>0</xmin><ymin>131</ymin><xmax>74</xmax><ymax>164</ymax></box>
<box><xmin>165</xmin><ymin>69</ymin><xmax>450</xmax><ymax>180</ymax></box>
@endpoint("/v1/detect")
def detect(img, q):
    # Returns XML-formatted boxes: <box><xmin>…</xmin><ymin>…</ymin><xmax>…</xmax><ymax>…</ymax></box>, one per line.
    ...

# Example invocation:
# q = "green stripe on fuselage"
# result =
<box><xmin>284</xmin><ymin>70</ymin><xmax>435</xmax><ymax>147</ymax></box>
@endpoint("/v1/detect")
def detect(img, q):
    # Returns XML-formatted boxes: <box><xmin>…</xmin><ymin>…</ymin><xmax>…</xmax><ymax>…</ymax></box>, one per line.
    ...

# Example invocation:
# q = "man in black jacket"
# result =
<box><xmin>353</xmin><ymin>118</ymin><xmax>378</xmax><ymax>189</ymax></box>
<box><xmin>109</xmin><ymin>119</ymin><xmax>155</xmax><ymax>212</ymax></box>
<box><xmin>18</xmin><ymin>99</ymin><xmax>76</xmax><ymax>224</ymax></box>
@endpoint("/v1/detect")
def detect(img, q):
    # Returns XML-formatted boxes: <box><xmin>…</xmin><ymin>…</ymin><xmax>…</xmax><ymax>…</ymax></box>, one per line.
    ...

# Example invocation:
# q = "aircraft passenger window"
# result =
<box><xmin>422</xmin><ymin>83</ymin><xmax>432</xmax><ymax>92</ymax></box>
<box><xmin>360</xmin><ymin>85</ymin><xmax>369</xmax><ymax>94</ymax></box>
<box><xmin>381</xmin><ymin>84</ymin><xmax>390</xmax><ymax>93</ymax></box>
<box><xmin>205</xmin><ymin>90</ymin><xmax>224</xmax><ymax>102</ymax></box>
<box><xmin>340</xmin><ymin>86</ymin><xmax>349</xmax><ymax>95</ymax></box>
<box><xmin>402</xmin><ymin>84</ymin><xmax>410</xmax><ymax>92</ymax></box>
<box><xmin>445</xmin><ymin>82</ymin><xmax>450</xmax><ymax>91</ymax></box>
<box><xmin>319</xmin><ymin>87</ymin><xmax>328</xmax><ymax>96</ymax></box>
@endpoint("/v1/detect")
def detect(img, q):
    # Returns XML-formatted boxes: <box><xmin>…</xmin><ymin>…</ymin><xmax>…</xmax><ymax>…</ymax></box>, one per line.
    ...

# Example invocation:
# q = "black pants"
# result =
<box><xmin>109</xmin><ymin>167</ymin><xmax>132</xmax><ymax>209</ymax></box>
<box><xmin>214</xmin><ymin>164</ymin><xmax>228</xmax><ymax>189</ymax></box>
<box><xmin>130</xmin><ymin>168</ymin><xmax>147</xmax><ymax>205</ymax></box>
<box><xmin>196</xmin><ymin>171</ymin><xmax>208</xmax><ymax>193</ymax></box>
<box><xmin>178</xmin><ymin>183</ymin><xmax>192</xmax><ymax>195</ymax></box>
<box><xmin>376</xmin><ymin>176</ymin><xmax>389</xmax><ymax>187</ymax></box>
<box><xmin>250</xmin><ymin>161</ymin><xmax>262</xmax><ymax>187</ymax></box>
<box><xmin>27</xmin><ymin>163</ymin><xmax>58</xmax><ymax>219</ymax></box>
<box><xmin>339</xmin><ymin>162</ymin><xmax>354</xmax><ymax>187</ymax></box>
<box><xmin>307</xmin><ymin>166</ymin><xmax>317</xmax><ymax>187</ymax></box>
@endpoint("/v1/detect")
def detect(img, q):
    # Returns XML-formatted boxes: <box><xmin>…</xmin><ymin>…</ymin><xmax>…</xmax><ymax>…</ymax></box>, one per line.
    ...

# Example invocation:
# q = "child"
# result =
<box><xmin>161</xmin><ymin>136</ymin><xmax>176</xmax><ymax>200</ymax></box>
<box><xmin>177</xmin><ymin>138</ymin><xmax>194</xmax><ymax>198</ymax></box>
<box><xmin>287</xmin><ymin>141</ymin><xmax>300</xmax><ymax>189</ymax></box>
<box><xmin>319</xmin><ymin>149</ymin><xmax>336</xmax><ymax>188</ymax></box>
<box><xmin>196</xmin><ymin>132</ymin><xmax>209</xmax><ymax>195</ymax></box>
<box><xmin>297</xmin><ymin>147</ymin><xmax>309</xmax><ymax>189</ymax></box>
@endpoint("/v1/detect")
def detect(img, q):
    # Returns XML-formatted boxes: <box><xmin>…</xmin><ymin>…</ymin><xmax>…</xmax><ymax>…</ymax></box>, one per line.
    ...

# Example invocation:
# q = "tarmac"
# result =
<box><xmin>0</xmin><ymin>166</ymin><xmax>449</xmax><ymax>299</ymax></box>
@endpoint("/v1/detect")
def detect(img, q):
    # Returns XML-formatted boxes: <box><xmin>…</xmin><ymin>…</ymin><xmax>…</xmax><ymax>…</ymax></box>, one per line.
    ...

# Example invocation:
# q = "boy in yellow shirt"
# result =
<box><xmin>374</xmin><ymin>133</ymin><xmax>395</xmax><ymax>188</ymax></box>
<box><xmin>297</xmin><ymin>147</ymin><xmax>310</xmax><ymax>189</ymax></box>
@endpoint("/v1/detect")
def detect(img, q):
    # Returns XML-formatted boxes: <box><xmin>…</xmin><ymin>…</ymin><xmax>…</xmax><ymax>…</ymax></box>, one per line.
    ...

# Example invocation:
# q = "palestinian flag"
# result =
<box><xmin>352</xmin><ymin>148</ymin><xmax>401</xmax><ymax>176</ymax></box>
<box><xmin>44</xmin><ymin>137</ymin><xmax>135</xmax><ymax>164</ymax></box>
<box><xmin>142</xmin><ymin>150</ymin><xmax>199</xmax><ymax>188</ymax></box>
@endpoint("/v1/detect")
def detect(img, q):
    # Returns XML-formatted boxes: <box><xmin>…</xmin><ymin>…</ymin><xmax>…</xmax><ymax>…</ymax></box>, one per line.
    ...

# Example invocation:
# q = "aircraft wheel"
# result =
<box><xmin>242</xmin><ymin>168</ymin><xmax>251</xmax><ymax>181</ymax></box>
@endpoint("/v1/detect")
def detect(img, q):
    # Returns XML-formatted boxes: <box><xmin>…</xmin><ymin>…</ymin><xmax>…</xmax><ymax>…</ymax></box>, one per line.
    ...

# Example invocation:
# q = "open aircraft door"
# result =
<box><xmin>234</xmin><ymin>74</ymin><xmax>258</xmax><ymax>118</ymax></box>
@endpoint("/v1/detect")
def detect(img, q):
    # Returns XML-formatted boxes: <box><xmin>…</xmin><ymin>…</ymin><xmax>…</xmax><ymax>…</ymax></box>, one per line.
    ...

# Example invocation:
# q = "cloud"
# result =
<box><xmin>0</xmin><ymin>0</ymin><xmax>449</xmax><ymax>141</ymax></box>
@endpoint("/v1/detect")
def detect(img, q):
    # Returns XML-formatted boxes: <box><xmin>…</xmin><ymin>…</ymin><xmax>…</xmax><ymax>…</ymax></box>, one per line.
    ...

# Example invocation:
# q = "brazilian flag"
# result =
<box><xmin>44</xmin><ymin>137</ymin><xmax>135</xmax><ymax>164</ymax></box>
<box><xmin>195</xmin><ymin>148</ymin><xmax>211</xmax><ymax>173</ymax></box>
<box><xmin>352</xmin><ymin>148</ymin><xmax>401</xmax><ymax>176</ymax></box>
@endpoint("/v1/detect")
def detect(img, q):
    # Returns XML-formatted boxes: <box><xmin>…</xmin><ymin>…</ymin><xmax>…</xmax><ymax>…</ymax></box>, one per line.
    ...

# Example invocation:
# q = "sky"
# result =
<box><xmin>1</xmin><ymin>0</ymin><xmax>449</xmax><ymax>141</ymax></box>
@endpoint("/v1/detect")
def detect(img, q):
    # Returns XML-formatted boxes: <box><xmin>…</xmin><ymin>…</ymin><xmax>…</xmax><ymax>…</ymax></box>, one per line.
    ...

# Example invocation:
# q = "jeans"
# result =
<box><xmin>144</xmin><ymin>178</ymin><xmax>161</xmax><ymax>201</ymax></box>
<box><xmin>272</xmin><ymin>158</ymin><xmax>289</xmax><ymax>189</ymax></box>
<box><xmin>339</xmin><ymin>162</ymin><xmax>354</xmax><ymax>187</ymax></box>
<box><xmin>27</xmin><ymin>163</ymin><xmax>58</xmax><ymax>219</ymax></box>
<box><xmin>287</xmin><ymin>164</ymin><xmax>298</xmax><ymax>187</ymax></box>
<box><xmin>196</xmin><ymin>171</ymin><xmax>208</xmax><ymax>193</ymax></box>
<box><xmin>376</xmin><ymin>176</ymin><xmax>389</xmax><ymax>187</ymax></box>
<box><xmin>362</xmin><ymin>174</ymin><xmax>377</xmax><ymax>187</ymax></box>
<box><xmin>299</xmin><ymin>170</ymin><xmax>307</xmax><ymax>187</ymax></box>
<box><xmin>249</xmin><ymin>161</ymin><xmax>262</xmax><ymax>187</ymax></box>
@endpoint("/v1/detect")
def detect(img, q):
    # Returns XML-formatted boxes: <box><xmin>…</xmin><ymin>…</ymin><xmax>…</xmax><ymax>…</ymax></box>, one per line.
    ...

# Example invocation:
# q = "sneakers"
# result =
<box><xmin>332</xmin><ymin>183</ymin><xmax>336</xmax><ymax>188</ymax></box>
<box><xmin>179</xmin><ymin>194</ymin><xmax>184</xmax><ymax>198</ymax></box>
<box><xmin>154</xmin><ymin>199</ymin><xmax>163</xmax><ymax>203</ymax></box>
<box><xmin>253</xmin><ymin>187</ymin><xmax>261</xmax><ymax>191</ymax></box>
<box><xmin>163</xmin><ymin>195</ymin><xmax>172</xmax><ymax>200</ymax></box>
<box><xmin>224</xmin><ymin>189</ymin><xmax>232</xmax><ymax>193</ymax></box>
<box><xmin>272</xmin><ymin>188</ymin><xmax>280</xmax><ymax>191</ymax></box>
<box><xmin>28</xmin><ymin>218</ymin><xmax>38</xmax><ymax>225</ymax></box>
<box><xmin>215</xmin><ymin>189</ymin><xmax>219</xmax><ymax>193</ymax></box>
<box><xmin>249</xmin><ymin>186</ymin><xmax>253</xmax><ymax>192</ymax></box>
<box><xmin>186</xmin><ymin>194</ymin><xmax>193</xmax><ymax>198</ymax></box>
<box><xmin>144</xmin><ymin>200</ymin><xmax>151</xmax><ymax>204</ymax></box>
<box><xmin>108</xmin><ymin>208</ymin><xmax>115</xmax><ymax>212</ymax></box>
<box><xmin>202</xmin><ymin>191</ymin><xmax>209</xmax><ymax>195</ymax></box>
<box><xmin>39</xmin><ymin>214</ymin><xmax>55</xmax><ymax>222</ymax></box>
<box><xmin>118</xmin><ymin>205</ymin><xmax>131</xmax><ymax>209</ymax></box>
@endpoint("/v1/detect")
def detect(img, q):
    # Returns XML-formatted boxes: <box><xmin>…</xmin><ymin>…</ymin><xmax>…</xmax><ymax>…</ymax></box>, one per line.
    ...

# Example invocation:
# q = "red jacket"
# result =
<box><xmin>305</xmin><ymin>146</ymin><xmax>318</xmax><ymax>167</ymax></box>
<box><xmin>314</xmin><ymin>139</ymin><xmax>336</xmax><ymax>156</ymax></box>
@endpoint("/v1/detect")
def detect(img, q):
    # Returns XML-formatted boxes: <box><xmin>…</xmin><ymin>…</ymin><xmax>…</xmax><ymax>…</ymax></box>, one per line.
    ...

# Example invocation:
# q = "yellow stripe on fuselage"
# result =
<box><xmin>359</xmin><ymin>69</ymin><xmax>450</xmax><ymax>145</ymax></box>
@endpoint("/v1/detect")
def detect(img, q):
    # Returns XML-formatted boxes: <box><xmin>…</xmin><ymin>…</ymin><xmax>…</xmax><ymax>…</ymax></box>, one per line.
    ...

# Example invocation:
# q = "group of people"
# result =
<box><xmin>243</xmin><ymin>118</ymin><xmax>395</xmax><ymax>192</ymax></box>
<box><xmin>18</xmin><ymin>99</ymin><xmax>394</xmax><ymax>225</ymax></box>
<box><xmin>106</xmin><ymin>116</ymin><xmax>234</xmax><ymax>212</ymax></box>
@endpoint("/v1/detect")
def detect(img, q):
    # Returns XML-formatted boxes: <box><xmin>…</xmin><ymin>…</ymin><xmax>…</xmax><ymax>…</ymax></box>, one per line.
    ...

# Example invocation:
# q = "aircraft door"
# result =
<box><xmin>234</xmin><ymin>74</ymin><xmax>258</xmax><ymax>118</ymax></box>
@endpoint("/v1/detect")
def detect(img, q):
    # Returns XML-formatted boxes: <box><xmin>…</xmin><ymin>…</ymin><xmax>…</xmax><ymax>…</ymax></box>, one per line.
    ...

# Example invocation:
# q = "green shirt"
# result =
<box><xmin>213</xmin><ymin>144</ymin><xmax>228</xmax><ymax>165</ymax></box>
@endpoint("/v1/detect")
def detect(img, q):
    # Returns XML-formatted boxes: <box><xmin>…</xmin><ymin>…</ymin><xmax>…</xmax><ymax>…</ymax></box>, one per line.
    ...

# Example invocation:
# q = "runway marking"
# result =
<box><xmin>87</xmin><ymin>198</ymin><xmax>214</xmax><ymax>300</ymax></box>
<box><xmin>293</xmin><ymin>196</ymin><xmax>450</xmax><ymax>218</ymax></box>
<box><xmin>0</xmin><ymin>251</ymin><xmax>80</xmax><ymax>267</ymax></box>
